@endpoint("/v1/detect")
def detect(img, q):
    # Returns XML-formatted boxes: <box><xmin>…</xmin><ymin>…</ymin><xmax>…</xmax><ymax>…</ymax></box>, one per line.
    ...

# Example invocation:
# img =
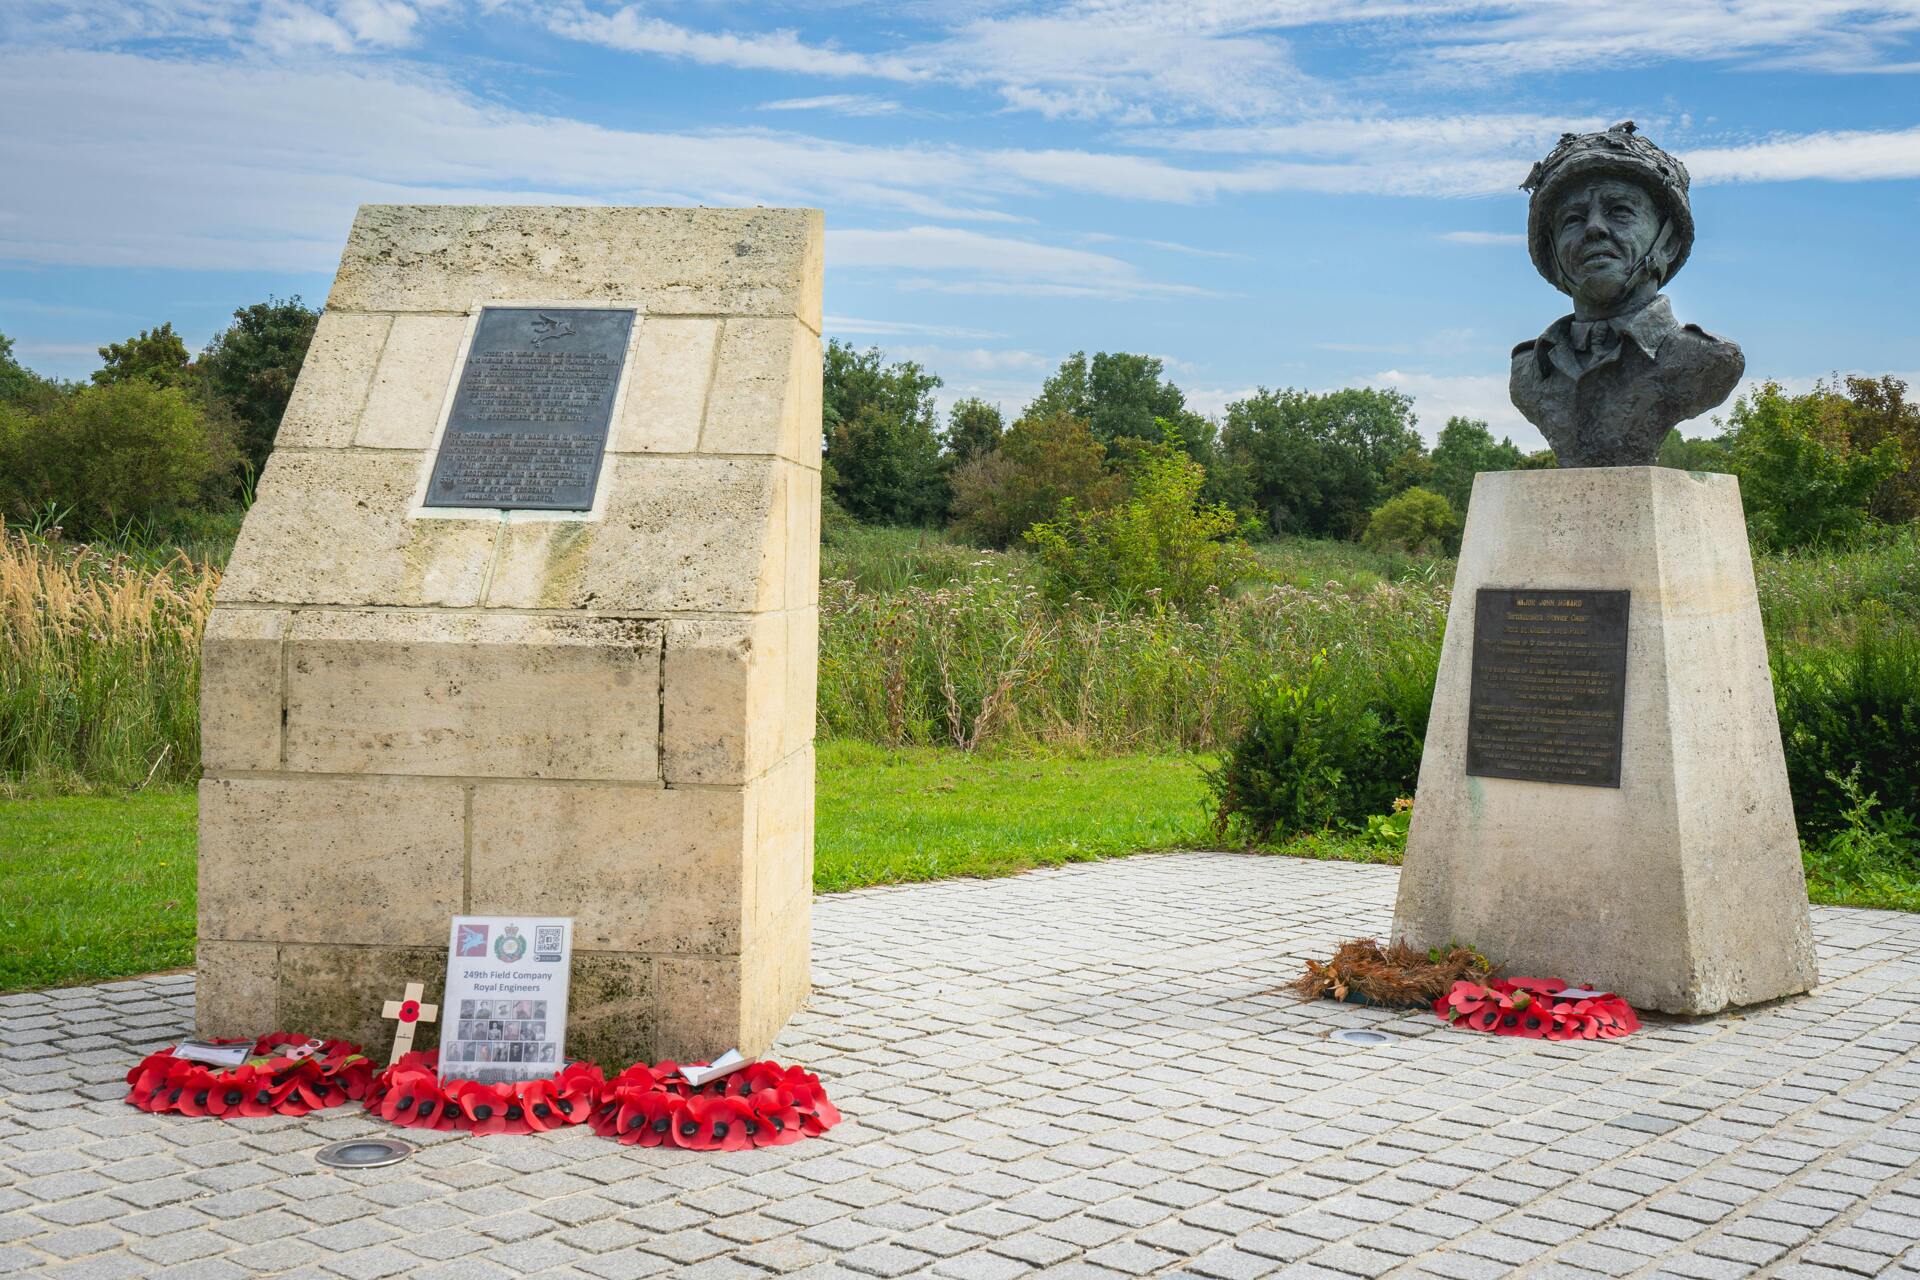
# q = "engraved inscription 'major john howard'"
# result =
<box><xmin>1510</xmin><ymin>122</ymin><xmax>1743</xmax><ymax>468</ymax></box>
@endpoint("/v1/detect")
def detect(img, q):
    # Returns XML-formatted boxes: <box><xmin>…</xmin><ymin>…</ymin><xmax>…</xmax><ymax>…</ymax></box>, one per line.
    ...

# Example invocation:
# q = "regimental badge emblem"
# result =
<box><xmin>456</xmin><ymin>924</ymin><xmax>489</xmax><ymax>957</ymax></box>
<box><xmin>529</xmin><ymin>312</ymin><xmax>575</xmax><ymax>346</ymax></box>
<box><xmin>494</xmin><ymin>924</ymin><xmax>528</xmax><ymax>963</ymax></box>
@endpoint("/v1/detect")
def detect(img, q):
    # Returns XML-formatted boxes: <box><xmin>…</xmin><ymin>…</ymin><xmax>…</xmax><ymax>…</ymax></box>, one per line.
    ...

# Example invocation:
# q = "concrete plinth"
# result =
<box><xmin>1392</xmin><ymin>467</ymin><xmax>1817</xmax><ymax>1015</ymax></box>
<box><xmin>197</xmin><ymin>206</ymin><xmax>822</xmax><ymax>1066</ymax></box>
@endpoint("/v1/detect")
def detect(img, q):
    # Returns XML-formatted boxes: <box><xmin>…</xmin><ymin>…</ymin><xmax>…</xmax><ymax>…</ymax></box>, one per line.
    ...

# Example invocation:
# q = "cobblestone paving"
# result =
<box><xmin>4</xmin><ymin>852</ymin><xmax>1920</xmax><ymax>1280</ymax></box>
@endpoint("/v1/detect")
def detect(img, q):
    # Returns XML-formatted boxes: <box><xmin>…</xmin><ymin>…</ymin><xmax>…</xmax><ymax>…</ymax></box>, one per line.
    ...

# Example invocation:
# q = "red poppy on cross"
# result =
<box><xmin>381</xmin><ymin>982</ymin><xmax>439</xmax><ymax>1064</ymax></box>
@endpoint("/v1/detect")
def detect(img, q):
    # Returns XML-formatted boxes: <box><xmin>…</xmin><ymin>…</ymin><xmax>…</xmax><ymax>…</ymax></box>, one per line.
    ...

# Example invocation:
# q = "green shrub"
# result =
<box><xmin>1204</xmin><ymin>649</ymin><xmax>1434</xmax><ymax>843</ymax></box>
<box><xmin>1801</xmin><ymin>768</ymin><xmax>1920</xmax><ymax>911</ymax></box>
<box><xmin>1774</xmin><ymin>622</ymin><xmax>1920</xmax><ymax>839</ymax></box>
<box><xmin>1727</xmin><ymin>381</ymin><xmax>1903</xmax><ymax>550</ymax></box>
<box><xmin>1025</xmin><ymin>434</ymin><xmax>1261</xmax><ymax>612</ymax></box>
<box><xmin>1363</xmin><ymin>486</ymin><xmax>1458</xmax><ymax>554</ymax></box>
<box><xmin>0</xmin><ymin>380</ymin><xmax>236</xmax><ymax>534</ymax></box>
<box><xmin>949</xmin><ymin>410</ymin><xmax>1117</xmax><ymax>548</ymax></box>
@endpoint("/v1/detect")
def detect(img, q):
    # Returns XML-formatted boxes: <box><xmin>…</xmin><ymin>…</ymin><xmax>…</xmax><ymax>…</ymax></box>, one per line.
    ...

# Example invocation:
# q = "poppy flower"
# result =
<box><xmin>376</xmin><ymin>1071</ymin><xmax>445</xmax><ymax>1128</ymax></box>
<box><xmin>235</xmin><ymin>1069</ymin><xmax>289</xmax><ymax>1118</ymax></box>
<box><xmin>446</xmin><ymin>1081</ymin><xmax>520</xmax><ymax>1136</ymax></box>
<box><xmin>611</xmin><ymin>1091</ymin><xmax>679</xmax><ymax>1147</ymax></box>
<box><xmin>175</xmin><ymin>1072</ymin><xmax>222</xmax><ymax>1117</ymax></box>
<box><xmin>518</xmin><ymin>1079</ymin><xmax>570</xmax><ymax>1133</ymax></box>
<box><xmin>670</xmin><ymin>1095</ymin><xmax>748</xmax><ymax>1151</ymax></box>
<box><xmin>745</xmin><ymin>1088</ymin><xmax>804</xmax><ymax>1147</ymax></box>
<box><xmin>550</xmin><ymin>1064</ymin><xmax>602</xmax><ymax>1126</ymax></box>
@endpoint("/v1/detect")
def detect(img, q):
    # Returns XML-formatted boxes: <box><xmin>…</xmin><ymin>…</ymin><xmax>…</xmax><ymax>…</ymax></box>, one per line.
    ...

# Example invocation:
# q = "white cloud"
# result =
<box><xmin>832</xmin><ymin>226</ymin><xmax>1211</xmax><ymax>298</ymax></box>
<box><xmin>887</xmin><ymin>344</ymin><xmax>1053</xmax><ymax>373</ymax></box>
<box><xmin>0</xmin><ymin>51</ymin><xmax>1064</xmax><ymax>269</ymax></box>
<box><xmin>2</xmin><ymin>0</ymin><xmax>450</xmax><ymax>50</ymax></box>
<box><xmin>1441</xmin><ymin>230</ymin><xmax>1525</xmax><ymax>245</ymax></box>
<box><xmin>544</xmin><ymin>0</ymin><xmax>1329</xmax><ymax>123</ymax></box>
<box><xmin>543</xmin><ymin>3</ymin><xmax>923</xmax><ymax>80</ymax></box>
<box><xmin>1689</xmin><ymin>126</ymin><xmax>1920</xmax><ymax>183</ymax></box>
<box><xmin>826</xmin><ymin>316</ymin><xmax>1006</xmax><ymax>340</ymax></box>
<box><xmin>761</xmin><ymin>94</ymin><xmax>902</xmax><ymax>117</ymax></box>
<box><xmin>1360</xmin><ymin>369</ymin><xmax>1540</xmax><ymax>447</ymax></box>
<box><xmin>1413</xmin><ymin>1</ymin><xmax>1920</xmax><ymax>78</ymax></box>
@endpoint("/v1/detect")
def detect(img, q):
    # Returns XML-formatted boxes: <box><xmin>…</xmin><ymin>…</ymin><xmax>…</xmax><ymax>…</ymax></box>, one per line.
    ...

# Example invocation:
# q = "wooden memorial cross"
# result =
<box><xmin>381</xmin><ymin>982</ymin><xmax>438</xmax><ymax>1064</ymax></box>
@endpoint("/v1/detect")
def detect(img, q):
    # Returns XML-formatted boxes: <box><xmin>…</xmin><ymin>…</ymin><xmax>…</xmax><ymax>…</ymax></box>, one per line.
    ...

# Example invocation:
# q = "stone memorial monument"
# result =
<box><xmin>197</xmin><ymin>206</ymin><xmax>823</xmax><ymax>1064</ymax></box>
<box><xmin>1393</xmin><ymin>125</ymin><xmax>1818</xmax><ymax>1014</ymax></box>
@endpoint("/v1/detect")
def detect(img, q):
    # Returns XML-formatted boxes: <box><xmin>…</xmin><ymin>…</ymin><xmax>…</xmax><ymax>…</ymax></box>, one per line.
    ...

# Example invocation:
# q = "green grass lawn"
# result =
<box><xmin>2</xmin><ymin>741</ymin><xmax>1911</xmax><ymax>993</ymax></box>
<box><xmin>0</xmin><ymin>743</ymin><xmax>1217</xmax><ymax>992</ymax></box>
<box><xmin>0</xmin><ymin>787</ymin><xmax>199</xmax><ymax>991</ymax></box>
<box><xmin>814</xmin><ymin>740</ymin><xmax>1212</xmax><ymax>891</ymax></box>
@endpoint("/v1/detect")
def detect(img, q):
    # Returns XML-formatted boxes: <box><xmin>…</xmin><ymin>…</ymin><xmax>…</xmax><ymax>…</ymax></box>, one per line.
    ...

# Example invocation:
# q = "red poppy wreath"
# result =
<box><xmin>364</xmin><ymin>1052</ymin><xmax>603</xmax><ymax>1135</ymax></box>
<box><xmin>1435</xmin><ymin>977</ymin><xmax>1639</xmax><ymax>1040</ymax></box>
<box><xmin>589</xmin><ymin>1060</ymin><xmax>842</xmax><ymax>1150</ymax></box>
<box><xmin>126</xmin><ymin>1033</ymin><xmax>374</xmax><ymax>1118</ymax></box>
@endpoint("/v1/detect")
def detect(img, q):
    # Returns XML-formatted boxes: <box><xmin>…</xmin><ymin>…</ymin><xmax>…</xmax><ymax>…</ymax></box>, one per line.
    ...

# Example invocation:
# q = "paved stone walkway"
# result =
<box><xmin>4</xmin><ymin>852</ymin><xmax>1920</xmax><ymax>1280</ymax></box>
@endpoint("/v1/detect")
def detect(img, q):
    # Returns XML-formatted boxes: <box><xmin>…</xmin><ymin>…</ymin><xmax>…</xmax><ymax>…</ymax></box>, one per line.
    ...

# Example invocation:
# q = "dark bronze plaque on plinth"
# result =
<box><xmin>1466</xmin><ymin>588</ymin><xmax>1630</xmax><ymax>788</ymax></box>
<box><xmin>424</xmin><ymin>307</ymin><xmax>635</xmax><ymax>511</ymax></box>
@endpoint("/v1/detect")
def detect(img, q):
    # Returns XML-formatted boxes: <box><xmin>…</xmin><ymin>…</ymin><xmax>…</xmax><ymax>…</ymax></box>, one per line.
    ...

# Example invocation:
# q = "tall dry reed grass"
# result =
<box><xmin>6</xmin><ymin>521</ymin><xmax>1916</xmax><ymax>789</ymax></box>
<box><xmin>818</xmin><ymin>563</ymin><xmax>1449</xmax><ymax>751</ymax></box>
<box><xmin>1</xmin><ymin>524</ymin><xmax>215</xmax><ymax>790</ymax></box>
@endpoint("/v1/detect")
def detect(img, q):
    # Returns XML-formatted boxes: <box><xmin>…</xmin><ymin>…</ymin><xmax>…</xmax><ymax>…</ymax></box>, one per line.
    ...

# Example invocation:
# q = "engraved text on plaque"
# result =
<box><xmin>424</xmin><ymin>307</ymin><xmax>635</xmax><ymax>510</ymax></box>
<box><xmin>1466</xmin><ymin>588</ymin><xmax>1629</xmax><ymax>788</ymax></box>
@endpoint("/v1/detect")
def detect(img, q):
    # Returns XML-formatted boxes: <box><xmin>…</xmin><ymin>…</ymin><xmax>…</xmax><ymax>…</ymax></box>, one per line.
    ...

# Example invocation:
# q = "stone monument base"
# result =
<box><xmin>1393</xmin><ymin>467</ymin><xmax>1817</xmax><ymax>1015</ymax></box>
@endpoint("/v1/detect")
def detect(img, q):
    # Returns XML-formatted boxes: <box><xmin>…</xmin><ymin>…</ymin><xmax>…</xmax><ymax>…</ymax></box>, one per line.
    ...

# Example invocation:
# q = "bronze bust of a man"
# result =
<box><xmin>1510</xmin><ymin>122</ymin><xmax>1743</xmax><ymax>467</ymax></box>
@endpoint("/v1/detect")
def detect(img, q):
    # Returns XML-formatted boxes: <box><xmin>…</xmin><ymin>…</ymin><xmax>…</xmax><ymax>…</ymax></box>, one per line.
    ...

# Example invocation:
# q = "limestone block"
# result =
<box><xmin>660</xmin><ymin>613</ymin><xmax>786</xmax><ymax>785</ymax></box>
<box><xmin>283</xmin><ymin>611</ymin><xmax>661</xmax><ymax>780</ymax></box>
<box><xmin>218</xmin><ymin>451</ymin><xmax>498</xmax><ymax>608</ymax></box>
<box><xmin>785</xmin><ymin>607</ymin><xmax>820</xmax><ymax>761</ymax></box>
<box><xmin>702</xmin><ymin>318</ymin><xmax>820</xmax><ymax>463</ymax></box>
<box><xmin>784</xmin><ymin>463</ymin><xmax>821</xmax><ymax>611</ymax></box>
<box><xmin>610</xmin><ymin>317</ymin><xmax>720</xmax><ymax>454</ymax></box>
<box><xmin>275</xmin><ymin>311</ymin><xmax>390</xmax><ymax>450</ymax></box>
<box><xmin>655</xmin><ymin>899</ymin><xmax>811</xmax><ymax>1061</ymax></box>
<box><xmin>651</xmin><ymin>953</ymin><xmax>745</xmax><ymax>1062</ymax></box>
<box><xmin>355</xmin><ymin>314</ymin><xmax>467</xmax><ymax>449</ymax></box>
<box><xmin>1392</xmin><ymin>467</ymin><xmax>1817</xmax><ymax>1015</ymax></box>
<box><xmin>327</xmin><ymin>206</ymin><xmax>823</xmax><ymax>328</ymax></box>
<box><xmin>485</xmin><ymin>455</ymin><xmax>782</xmax><ymax>613</ymax></box>
<box><xmin>199</xmin><ymin>607</ymin><xmax>286</xmax><ymax>773</ymax></box>
<box><xmin>741</xmin><ymin>899</ymin><xmax>812</xmax><ymax>1054</ymax></box>
<box><xmin>469</xmin><ymin>782</ymin><xmax>746</xmax><ymax>952</ymax></box>
<box><xmin>194</xmin><ymin>941</ymin><xmax>280</xmax><ymax>1038</ymax></box>
<box><xmin>569</xmin><ymin>953</ymin><xmax>656</xmax><ymax>1069</ymax></box>
<box><xmin>746</xmin><ymin>744</ymin><xmax>814</xmax><ymax>936</ymax></box>
<box><xmin>199</xmin><ymin>776</ymin><xmax>465</xmax><ymax>947</ymax></box>
<box><xmin>272</xmin><ymin>944</ymin><xmax>448</xmax><ymax>1052</ymax></box>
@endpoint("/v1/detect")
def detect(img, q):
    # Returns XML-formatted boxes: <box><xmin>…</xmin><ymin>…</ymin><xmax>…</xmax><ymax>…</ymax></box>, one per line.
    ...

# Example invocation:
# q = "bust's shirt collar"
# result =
<box><xmin>1534</xmin><ymin>293</ymin><xmax>1678</xmax><ymax>380</ymax></box>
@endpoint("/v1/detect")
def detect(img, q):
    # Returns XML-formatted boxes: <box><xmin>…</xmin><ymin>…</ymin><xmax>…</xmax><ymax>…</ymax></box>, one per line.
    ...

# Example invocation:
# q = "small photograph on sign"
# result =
<box><xmin>439</xmin><ymin>916</ymin><xmax>572</xmax><ymax>1084</ymax></box>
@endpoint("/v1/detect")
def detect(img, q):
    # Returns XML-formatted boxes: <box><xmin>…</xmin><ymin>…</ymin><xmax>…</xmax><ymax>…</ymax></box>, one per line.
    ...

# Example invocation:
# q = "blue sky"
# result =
<box><xmin>3</xmin><ymin>1</ymin><xmax>1918</xmax><ymax>448</ymax></box>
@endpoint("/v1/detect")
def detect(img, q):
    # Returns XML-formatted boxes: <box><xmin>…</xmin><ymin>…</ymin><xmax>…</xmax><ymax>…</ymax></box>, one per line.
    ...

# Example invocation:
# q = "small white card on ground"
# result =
<box><xmin>172</xmin><ymin>1039</ymin><xmax>252</xmax><ymax>1068</ymax></box>
<box><xmin>439</xmin><ymin>916</ymin><xmax>572</xmax><ymax>1085</ymax></box>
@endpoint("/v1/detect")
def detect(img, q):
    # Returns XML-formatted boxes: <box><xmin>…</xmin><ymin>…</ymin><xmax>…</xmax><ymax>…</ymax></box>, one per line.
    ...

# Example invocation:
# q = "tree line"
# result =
<box><xmin>823</xmin><ymin>339</ymin><xmax>1920</xmax><ymax>556</ymax></box>
<box><xmin>4</xmin><ymin>302</ymin><xmax>1916</xmax><ymax>558</ymax></box>
<box><xmin>826</xmin><ymin>340</ymin><xmax>1540</xmax><ymax>554</ymax></box>
<box><xmin>0</xmin><ymin>301</ymin><xmax>318</xmax><ymax>535</ymax></box>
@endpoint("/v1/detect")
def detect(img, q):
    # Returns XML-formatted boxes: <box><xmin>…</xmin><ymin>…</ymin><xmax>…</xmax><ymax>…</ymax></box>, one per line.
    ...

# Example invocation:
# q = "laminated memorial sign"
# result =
<box><xmin>439</xmin><ymin>917</ymin><xmax>573</xmax><ymax>1085</ymax></box>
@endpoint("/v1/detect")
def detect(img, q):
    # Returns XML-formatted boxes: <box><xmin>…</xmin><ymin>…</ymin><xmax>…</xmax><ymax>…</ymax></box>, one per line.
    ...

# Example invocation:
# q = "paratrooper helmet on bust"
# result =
<box><xmin>1508</xmin><ymin>121</ymin><xmax>1743</xmax><ymax>469</ymax></box>
<box><xmin>1522</xmin><ymin>121</ymin><xmax>1694</xmax><ymax>296</ymax></box>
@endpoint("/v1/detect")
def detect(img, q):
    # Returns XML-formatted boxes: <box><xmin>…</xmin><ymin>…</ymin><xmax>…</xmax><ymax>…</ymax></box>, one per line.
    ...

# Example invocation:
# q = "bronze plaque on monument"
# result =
<box><xmin>1466</xmin><ymin>588</ymin><xmax>1629</xmax><ymax>788</ymax></box>
<box><xmin>425</xmin><ymin>307</ymin><xmax>635</xmax><ymax>510</ymax></box>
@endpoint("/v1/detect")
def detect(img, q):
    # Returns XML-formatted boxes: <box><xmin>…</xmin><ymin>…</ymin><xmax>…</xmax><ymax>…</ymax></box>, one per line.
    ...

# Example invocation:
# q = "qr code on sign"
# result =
<box><xmin>535</xmin><ymin>926</ymin><xmax>563</xmax><ymax>956</ymax></box>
